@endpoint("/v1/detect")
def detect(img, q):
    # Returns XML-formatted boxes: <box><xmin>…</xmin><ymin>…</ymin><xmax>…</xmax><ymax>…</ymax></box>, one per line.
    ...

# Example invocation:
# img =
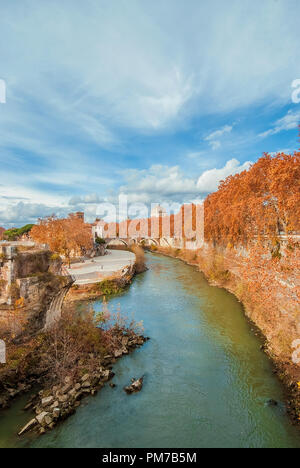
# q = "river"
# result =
<box><xmin>1</xmin><ymin>252</ymin><xmax>300</xmax><ymax>448</ymax></box>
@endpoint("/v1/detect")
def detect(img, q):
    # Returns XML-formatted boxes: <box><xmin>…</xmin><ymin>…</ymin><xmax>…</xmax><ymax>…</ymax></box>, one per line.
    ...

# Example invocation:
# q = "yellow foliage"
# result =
<box><xmin>15</xmin><ymin>297</ymin><xmax>25</xmax><ymax>308</ymax></box>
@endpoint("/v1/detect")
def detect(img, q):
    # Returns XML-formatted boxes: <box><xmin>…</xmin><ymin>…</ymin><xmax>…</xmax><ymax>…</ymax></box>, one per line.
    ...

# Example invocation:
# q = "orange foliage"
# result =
<box><xmin>238</xmin><ymin>239</ymin><xmax>300</xmax><ymax>321</ymax></box>
<box><xmin>205</xmin><ymin>151</ymin><xmax>300</xmax><ymax>245</ymax></box>
<box><xmin>31</xmin><ymin>215</ymin><xmax>92</xmax><ymax>264</ymax></box>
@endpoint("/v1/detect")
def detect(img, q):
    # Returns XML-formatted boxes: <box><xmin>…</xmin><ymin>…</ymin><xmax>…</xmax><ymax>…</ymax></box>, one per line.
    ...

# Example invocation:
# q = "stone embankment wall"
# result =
<box><xmin>158</xmin><ymin>237</ymin><xmax>202</xmax><ymax>250</ymax></box>
<box><xmin>0</xmin><ymin>246</ymin><xmax>59</xmax><ymax>302</ymax></box>
<box><xmin>0</xmin><ymin>245</ymin><xmax>70</xmax><ymax>334</ymax></box>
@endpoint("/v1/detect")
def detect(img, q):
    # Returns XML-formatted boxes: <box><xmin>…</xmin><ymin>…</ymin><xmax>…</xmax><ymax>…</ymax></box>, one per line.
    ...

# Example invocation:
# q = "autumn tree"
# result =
<box><xmin>204</xmin><ymin>151</ymin><xmax>300</xmax><ymax>246</ymax></box>
<box><xmin>97</xmin><ymin>148</ymin><xmax>300</xmax><ymax>248</ymax></box>
<box><xmin>31</xmin><ymin>215</ymin><xmax>92</xmax><ymax>266</ymax></box>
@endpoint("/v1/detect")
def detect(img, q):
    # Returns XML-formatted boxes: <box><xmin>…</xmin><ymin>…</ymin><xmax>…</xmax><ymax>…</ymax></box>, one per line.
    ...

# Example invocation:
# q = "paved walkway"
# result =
<box><xmin>67</xmin><ymin>250</ymin><xmax>135</xmax><ymax>285</ymax></box>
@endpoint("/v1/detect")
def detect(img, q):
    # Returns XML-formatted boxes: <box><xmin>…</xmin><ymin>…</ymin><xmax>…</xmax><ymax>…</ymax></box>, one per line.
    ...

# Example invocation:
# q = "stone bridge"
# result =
<box><xmin>105</xmin><ymin>237</ymin><xmax>173</xmax><ymax>248</ymax></box>
<box><xmin>104</xmin><ymin>236</ymin><xmax>204</xmax><ymax>250</ymax></box>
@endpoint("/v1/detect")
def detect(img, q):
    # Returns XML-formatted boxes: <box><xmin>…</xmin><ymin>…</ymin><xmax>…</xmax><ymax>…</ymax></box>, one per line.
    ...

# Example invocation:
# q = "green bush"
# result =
<box><xmin>3</xmin><ymin>224</ymin><xmax>34</xmax><ymax>241</ymax></box>
<box><xmin>95</xmin><ymin>236</ymin><xmax>106</xmax><ymax>245</ymax></box>
<box><xmin>93</xmin><ymin>279</ymin><xmax>122</xmax><ymax>296</ymax></box>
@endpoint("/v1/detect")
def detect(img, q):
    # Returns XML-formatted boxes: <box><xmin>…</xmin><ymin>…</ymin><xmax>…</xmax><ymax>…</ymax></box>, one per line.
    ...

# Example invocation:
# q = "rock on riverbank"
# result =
<box><xmin>124</xmin><ymin>376</ymin><xmax>144</xmax><ymax>394</ymax></box>
<box><xmin>18</xmin><ymin>334</ymin><xmax>149</xmax><ymax>436</ymax></box>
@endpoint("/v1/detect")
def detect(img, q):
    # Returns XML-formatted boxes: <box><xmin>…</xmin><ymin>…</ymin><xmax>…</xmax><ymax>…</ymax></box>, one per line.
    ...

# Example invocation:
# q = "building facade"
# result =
<box><xmin>151</xmin><ymin>205</ymin><xmax>167</xmax><ymax>218</ymax></box>
<box><xmin>91</xmin><ymin>219</ymin><xmax>105</xmax><ymax>240</ymax></box>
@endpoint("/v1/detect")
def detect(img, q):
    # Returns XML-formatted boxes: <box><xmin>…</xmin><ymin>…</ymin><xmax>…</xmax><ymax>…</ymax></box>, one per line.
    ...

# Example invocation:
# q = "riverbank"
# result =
<box><xmin>66</xmin><ymin>247</ymin><xmax>147</xmax><ymax>302</ymax></box>
<box><xmin>1</xmin><ymin>252</ymin><xmax>300</xmax><ymax>448</ymax></box>
<box><xmin>17</xmin><ymin>330</ymin><xmax>148</xmax><ymax>437</ymax></box>
<box><xmin>1</xmin><ymin>305</ymin><xmax>148</xmax><ymax>438</ymax></box>
<box><xmin>150</xmin><ymin>245</ymin><xmax>300</xmax><ymax>426</ymax></box>
<box><xmin>66</xmin><ymin>266</ymin><xmax>136</xmax><ymax>302</ymax></box>
<box><xmin>0</xmin><ymin>249</ymin><xmax>146</xmax><ymax>415</ymax></box>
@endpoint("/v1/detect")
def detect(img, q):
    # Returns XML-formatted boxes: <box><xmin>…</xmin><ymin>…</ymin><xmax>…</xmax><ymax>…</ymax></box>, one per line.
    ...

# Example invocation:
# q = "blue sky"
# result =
<box><xmin>0</xmin><ymin>0</ymin><xmax>299</xmax><ymax>227</ymax></box>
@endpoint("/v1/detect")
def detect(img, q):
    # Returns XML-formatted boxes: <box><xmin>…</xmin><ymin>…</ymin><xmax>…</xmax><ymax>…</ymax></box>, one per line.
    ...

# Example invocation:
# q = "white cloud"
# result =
<box><xmin>205</xmin><ymin>125</ymin><xmax>233</xmax><ymax>141</ymax></box>
<box><xmin>119</xmin><ymin>159</ymin><xmax>252</xmax><ymax>204</ymax></box>
<box><xmin>120</xmin><ymin>165</ymin><xmax>197</xmax><ymax>201</ymax></box>
<box><xmin>0</xmin><ymin>196</ymin><xmax>104</xmax><ymax>228</ymax></box>
<box><xmin>204</xmin><ymin>125</ymin><xmax>233</xmax><ymax>150</ymax></box>
<box><xmin>0</xmin><ymin>181</ymin><xmax>69</xmax><ymax>228</ymax></box>
<box><xmin>0</xmin><ymin>202</ymin><xmax>67</xmax><ymax>228</ymax></box>
<box><xmin>137</xmin><ymin>69</ymin><xmax>194</xmax><ymax>129</ymax></box>
<box><xmin>0</xmin><ymin>158</ymin><xmax>253</xmax><ymax>226</ymax></box>
<box><xmin>196</xmin><ymin>159</ymin><xmax>251</xmax><ymax>192</ymax></box>
<box><xmin>259</xmin><ymin>109</ymin><xmax>300</xmax><ymax>138</ymax></box>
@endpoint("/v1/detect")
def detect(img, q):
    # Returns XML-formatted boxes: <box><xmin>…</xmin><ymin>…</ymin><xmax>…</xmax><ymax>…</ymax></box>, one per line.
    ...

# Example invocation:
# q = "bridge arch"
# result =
<box><xmin>139</xmin><ymin>238</ymin><xmax>159</xmax><ymax>246</ymax></box>
<box><xmin>160</xmin><ymin>237</ymin><xmax>171</xmax><ymax>247</ymax></box>
<box><xmin>106</xmin><ymin>238</ymin><xmax>129</xmax><ymax>247</ymax></box>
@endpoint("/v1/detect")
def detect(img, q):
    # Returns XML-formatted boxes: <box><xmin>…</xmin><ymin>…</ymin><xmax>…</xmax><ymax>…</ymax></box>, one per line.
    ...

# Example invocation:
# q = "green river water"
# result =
<box><xmin>1</xmin><ymin>252</ymin><xmax>300</xmax><ymax>448</ymax></box>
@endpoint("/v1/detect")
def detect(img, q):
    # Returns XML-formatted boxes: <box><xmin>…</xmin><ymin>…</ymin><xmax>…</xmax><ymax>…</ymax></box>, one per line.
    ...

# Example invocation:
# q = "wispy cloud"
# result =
<box><xmin>268</xmin><ymin>148</ymin><xmax>295</xmax><ymax>156</ymax></box>
<box><xmin>259</xmin><ymin>109</ymin><xmax>300</xmax><ymax>138</ymax></box>
<box><xmin>204</xmin><ymin>125</ymin><xmax>233</xmax><ymax>150</ymax></box>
